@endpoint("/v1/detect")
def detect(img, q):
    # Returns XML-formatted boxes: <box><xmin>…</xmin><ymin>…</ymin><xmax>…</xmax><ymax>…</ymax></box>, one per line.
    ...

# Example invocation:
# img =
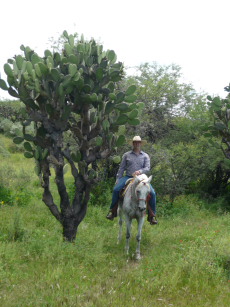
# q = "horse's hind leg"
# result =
<box><xmin>117</xmin><ymin>207</ymin><xmax>123</xmax><ymax>244</ymax></box>
<box><xmin>136</xmin><ymin>217</ymin><xmax>145</xmax><ymax>260</ymax></box>
<box><xmin>125</xmin><ymin>217</ymin><xmax>132</xmax><ymax>255</ymax></box>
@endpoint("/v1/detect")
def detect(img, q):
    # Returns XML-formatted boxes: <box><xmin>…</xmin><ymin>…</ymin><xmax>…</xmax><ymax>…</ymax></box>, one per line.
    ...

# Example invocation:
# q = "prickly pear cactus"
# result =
<box><xmin>0</xmin><ymin>31</ymin><xmax>142</xmax><ymax>241</ymax></box>
<box><xmin>1</xmin><ymin>31</ymin><xmax>143</xmax><ymax>168</ymax></box>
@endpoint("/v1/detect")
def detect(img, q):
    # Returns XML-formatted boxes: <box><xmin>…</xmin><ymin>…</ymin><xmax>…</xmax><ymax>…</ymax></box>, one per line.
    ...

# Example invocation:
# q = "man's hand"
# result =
<box><xmin>132</xmin><ymin>170</ymin><xmax>141</xmax><ymax>176</ymax></box>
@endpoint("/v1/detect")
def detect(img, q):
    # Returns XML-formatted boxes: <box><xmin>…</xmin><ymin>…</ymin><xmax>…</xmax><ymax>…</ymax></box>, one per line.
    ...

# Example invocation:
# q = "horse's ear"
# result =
<box><xmin>148</xmin><ymin>175</ymin><xmax>152</xmax><ymax>183</ymax></box>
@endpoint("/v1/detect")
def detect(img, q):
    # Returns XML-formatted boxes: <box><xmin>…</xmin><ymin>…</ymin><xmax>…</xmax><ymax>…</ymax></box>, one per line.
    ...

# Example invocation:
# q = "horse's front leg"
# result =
<box><xmin>117</xmin><ymin>206</ymin><xmax>123</xmax><ymax>244</ymax></box>
<box><xmin>135</xmin><ymin>216</ymin><xmax>145</xmax><ymax>260</ymax></box>
<box><xmin>125</xmin><ymin>216</ymin><xmax>132</xmax><ymax>255</ymax></box>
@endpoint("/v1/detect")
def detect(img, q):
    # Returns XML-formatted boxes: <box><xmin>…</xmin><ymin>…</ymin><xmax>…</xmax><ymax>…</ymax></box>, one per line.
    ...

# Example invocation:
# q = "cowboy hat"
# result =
<box><xmin>128</xmin><ymin>136</ymin><xmax>147</xmax><ymax>145</ymax></box>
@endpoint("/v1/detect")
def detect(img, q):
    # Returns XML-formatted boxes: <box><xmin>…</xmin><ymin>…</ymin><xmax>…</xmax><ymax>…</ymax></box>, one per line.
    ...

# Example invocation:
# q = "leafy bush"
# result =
<box><xmin>0</xmin><ymin>100</ymin><xmax>27</xmax><ymax>122</ymax></box>
<box><xmin>9</xmin><ymin>122</ymin><xmax>23</xmax><ymax>137</ymax></box>
<box><xmin>89</xmin><ymin>178</ymin><xmax>115</xmax><ymax>207</ymax></box>
<box><xmin>0</xmin><ymin>185</ymin><xmax>15</xmax><ymax>205</ymax></box>
<box><xmin>0</xmin><ymin>184</ymin><xmax>32</xmax><ymax>207</ymax></box>
<box><xmin>0</xmin><ymin>118</ymin><xmax>24</xmax><ymax>138</ymax></box>
<box><xmin>66</xmin><ymin>177</ymin><xmax>115</xmax><ymax>207</ymax></box>
<box><xmin>15</xmin><ymin>188</ymin><xmax>33</xmax><ymax>206</ymax></box>
<box><xmin>0</xmin><ymin>117</ymin><xmax>35</xmax><ymax>139</ymax></box>
<box><xmin>156</xmin><ymin>194</ymin><xmax>209</xmax><ymax>218</ymax></box>
<box><xmin>0</xmin><ymin>118</ymin><xmax>13</xmax><ymax>135</ymax></box>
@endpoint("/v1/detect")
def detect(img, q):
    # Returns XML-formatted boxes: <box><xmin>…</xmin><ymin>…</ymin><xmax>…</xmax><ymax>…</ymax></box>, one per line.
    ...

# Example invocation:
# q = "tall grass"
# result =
<box><xmin>0</xmin><ymin>134</ymin><xmax>230</xmax><ymax>306</ymax></box>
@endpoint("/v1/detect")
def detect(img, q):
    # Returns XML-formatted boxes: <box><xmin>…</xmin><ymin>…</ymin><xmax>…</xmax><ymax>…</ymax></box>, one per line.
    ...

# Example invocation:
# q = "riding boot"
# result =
<box><xmin>106</xmin><ymin>203</ymin><xmax>118</xmax><ymax>220</ymax></box>
<box><xmin>147</xmin><ymin>201</ymin><xmax>158</xmax><ymax>225</ymax></box>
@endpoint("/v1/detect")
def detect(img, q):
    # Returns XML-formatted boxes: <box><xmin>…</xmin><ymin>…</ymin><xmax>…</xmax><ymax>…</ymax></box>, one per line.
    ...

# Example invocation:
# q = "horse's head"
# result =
<box><xmin>134</xmin><ymin>175</ymin><xmax>152</xmax><ymax>212</ymax></box>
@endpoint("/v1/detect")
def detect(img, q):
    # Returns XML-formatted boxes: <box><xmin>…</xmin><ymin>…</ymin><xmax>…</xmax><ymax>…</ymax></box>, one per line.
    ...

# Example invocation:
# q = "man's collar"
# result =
<box><xmin>131</xmin><ymin>150</ymin><xmax>143</xmax><ymax>154</ymax></box>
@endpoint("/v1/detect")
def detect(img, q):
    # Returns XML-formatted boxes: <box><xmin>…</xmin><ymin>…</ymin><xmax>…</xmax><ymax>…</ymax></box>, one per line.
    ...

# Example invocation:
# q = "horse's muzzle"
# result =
<box><xmin>138</xmin><ymin>206</ymin><xmax>146</xmax><ymax>212</ymax></box>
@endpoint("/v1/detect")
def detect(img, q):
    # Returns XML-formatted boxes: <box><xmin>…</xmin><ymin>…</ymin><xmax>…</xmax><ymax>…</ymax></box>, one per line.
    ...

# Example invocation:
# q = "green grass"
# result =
<box><xmin>0</xmin><ymin>134</ymin><xmax>230</xmax><ymax>306</ymax></box>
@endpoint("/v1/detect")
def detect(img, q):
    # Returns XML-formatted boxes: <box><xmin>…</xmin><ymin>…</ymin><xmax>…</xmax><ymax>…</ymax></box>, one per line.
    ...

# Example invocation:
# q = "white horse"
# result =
<box><xmin>118</xmin><ymin>174</ymin><xmax>152</xmax><ymax>260</ymax></box>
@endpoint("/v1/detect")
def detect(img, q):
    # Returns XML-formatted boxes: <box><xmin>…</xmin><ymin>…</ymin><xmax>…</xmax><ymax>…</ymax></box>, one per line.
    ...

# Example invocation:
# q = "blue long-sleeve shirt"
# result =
<box><xmin>116</xmin><ymin>150</ymin><xmax>150</xmax><ymax>180</ymax></box>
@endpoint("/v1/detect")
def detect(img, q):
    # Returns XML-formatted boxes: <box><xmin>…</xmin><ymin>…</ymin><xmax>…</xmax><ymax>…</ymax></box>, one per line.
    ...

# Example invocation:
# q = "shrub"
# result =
<box><xmin>0</xmin><ymin>118</ymin><xmax>13</xmax><ymax>135</ymax></box>
<box><xmin>89</xmin><ymin>178</ymin><xmax>115</xmax><ymax>207</ymax></box>
<box><xmin>156</xmin><ymin>194</ymin><xmax>208</xmax><ymax>218</ymax></box>
<box><xmin>0</xmin><ymin>185</ymin><xmax>15</xmax><ymax>205</ymax></box>
<box><xmin>0</xmin><ymin>116</ymin><xmax>34</xmax><ymax>139</ymax></box>
<box><xmin>15</xmin><ymin>188</ymin><xmax>33</xmax><ymax>206</ymax></box>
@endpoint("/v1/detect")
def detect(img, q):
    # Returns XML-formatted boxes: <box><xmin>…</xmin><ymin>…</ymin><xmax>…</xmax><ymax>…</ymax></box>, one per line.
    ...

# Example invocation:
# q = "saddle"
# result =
<box><xmin>119</xmin><ymin>178</ymin><xmax>135</xmax><ymax>199</ymax></box>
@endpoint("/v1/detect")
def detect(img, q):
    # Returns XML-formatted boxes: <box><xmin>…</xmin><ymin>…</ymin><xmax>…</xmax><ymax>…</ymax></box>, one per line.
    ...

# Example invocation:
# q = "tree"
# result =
<box><xmin>145</xmin><ymin>93</ymin><xmax>227</xmax><ymax>202</ymax></box>
<box><xmin>206</xmin><ymin>87</ymin><xmax>230</xmax><ymax>160</ymax></box>
<box><xmin>0</xmin><ymin>31</ymin><xmax>141</xmax><ymax>241</ymax></box>
<box><xmin>124</xmin><ymin>62</ymin><xmax>197</xmax><ymax>142</ymax></box>
<box><xmin>202</xmin><ymin>86</ymin><xmax>230</xmax><ymax>200</ymax></box>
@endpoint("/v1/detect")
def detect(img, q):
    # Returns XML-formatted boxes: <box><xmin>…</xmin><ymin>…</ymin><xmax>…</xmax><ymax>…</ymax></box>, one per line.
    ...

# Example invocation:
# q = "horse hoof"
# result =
<box><xmin>135</xmin><ymin>254</ymin><xmax>141</xmax><ymax>260</ymax></box>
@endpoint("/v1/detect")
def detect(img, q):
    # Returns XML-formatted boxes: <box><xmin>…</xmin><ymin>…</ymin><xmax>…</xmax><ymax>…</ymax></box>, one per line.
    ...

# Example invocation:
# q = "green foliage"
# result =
<box><xmin>206</xmin><ymin>92</ymin><xmax>230</xmax><ymax>161</ymax></box>
<box><xmin>151</xmin><ymin>143</ymin><xmax>202</xmax><ymax>202</ymax></box>
<box><xmin>71</xmin><ymin>151</ymin><xmax>81</xmax><ymax>162</ymax></box>
<box><xmin>1</xmin><ymin>32</ymin><xmax>139</xmax><ymax>140</ymax></box>
<box><xmin>88</xmin><ymin>178</ymin><xmax>115</xmax><ymax>207</ymax></box>
<box><xmin>0</xmin><ymin>194</ymin><xmax>230</xmax><ymax>306</ymax></box>
<box><xmin>7</xmin><ymin>213</ymin><xmax>25</xmax><ymax>242</ymax></box>
<box><xmin>125</xmin><ymin>85</ymin><xmax>136</xmax><ymax>96</ymax></box>
<box><xmin>0</xmin><ymin>138</ymin><xmax>35</xmax><ymax>207</ymax></box>
<box><xmin>148</xmin><ymin>102</ymin><xmax>227</xmax><ymax>203</ymax></box>
<box><xmin>0</xmin><ymin>119</ymin><xmax>24</xmax><ymax>138</ymax></box>
<box><xmin>0</xmin><ymin>141</ymin><xmax>10</xmax><ymax>157</ymax></box>
<box><xmin>13</xmin><ymin>136</ymin><xmax>24</xmax><ymax>144</ymax></box>
<box><xmin>112</xmin><ymin>155</ymin><xmax>121</xmax><ymax>164</ymax></box>
<box><xmin>123</xmin><ymin>62</ymin><xmax>204</xmax><ymax>143</ymax></box>
<box><xmin>0</xmin><ymin>31</ymin><xmax>143</xmax><ymax>241</ymax></box>
<box><xmin>0</xmin><ymin>30</ymin><xmax>140</xmax><ymax>186</ymax></box>
<box><xmin>0</xmin><ymin>185</ymin><xmax>15</xmax><ymax>205</ymax></box>
<box><xmin>0</xmin><ymin>135</ymin><xmax>230</xmax><ymax>305</ymax></box>
<box><xmin>116</xmin><ymin>135</ymin><xmax>126</xmax><ymax>147</ymax></box>
<box><xmin>0</xmin><ymin>79</ymin><xmax>8</xmax><ymax>90</ymax></box>
<box><xmin>24</xmin><ymin>151</ymin><xmax>34</xmax><ymax>158</ymax></box>
<box><xmin>0</xmin><ymin>100</ymin><xmax>33</xmax><ymax>140</ymax></box>
<box><xmin>157</xmin><ymin>194</ymin><xmax>204</xmax><ymax>217</ymax></box>
<box><xmin>0</xmin><ymin>181</ymin><xmax>32</xmax><ymax>207</ymax></box>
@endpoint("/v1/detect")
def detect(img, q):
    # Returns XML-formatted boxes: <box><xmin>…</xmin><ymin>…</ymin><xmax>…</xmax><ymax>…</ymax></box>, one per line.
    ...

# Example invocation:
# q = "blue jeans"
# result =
<box><xmin>110</xmin><ymin>176</ymin><xmax>156</xmax><ymax>214</ymax></box>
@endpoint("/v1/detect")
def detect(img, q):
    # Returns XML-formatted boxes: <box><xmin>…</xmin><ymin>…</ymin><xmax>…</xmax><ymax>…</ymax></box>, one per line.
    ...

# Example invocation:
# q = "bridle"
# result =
<box><xmin>134</xmin><ymin>180</ymin><xmax>150</xmax><ymax>202</ymax></box>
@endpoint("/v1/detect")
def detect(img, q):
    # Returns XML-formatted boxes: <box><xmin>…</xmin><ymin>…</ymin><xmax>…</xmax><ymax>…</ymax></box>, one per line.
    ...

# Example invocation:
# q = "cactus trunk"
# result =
<box><xmin>62</xmin><ymin>217</ymin><xmax>79</xmax><ymax>242</ymax></box>
<box><xmin>62</xmin><ymin>199</ymin><xmax>88</xmax><ymax>242</ymax></box>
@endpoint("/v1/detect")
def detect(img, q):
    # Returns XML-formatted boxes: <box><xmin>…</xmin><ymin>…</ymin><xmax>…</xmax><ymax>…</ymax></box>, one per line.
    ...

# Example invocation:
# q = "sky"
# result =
<box><xmin>1</xmin><ymin>0</ymin><xmax>230</xmax><ymax>99</ymax></box>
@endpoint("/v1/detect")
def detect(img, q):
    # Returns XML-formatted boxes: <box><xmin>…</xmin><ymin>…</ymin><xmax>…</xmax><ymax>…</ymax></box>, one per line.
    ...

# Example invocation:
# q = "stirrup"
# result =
<box><xmin>148</xmin><ymin>215</ymin><xmax>158</xmax><ymax>225</ymax></box>
<box><xmin>106</xmin><ymin>210</ymin><xmax>116</xmax><ymax>220</ymax></box>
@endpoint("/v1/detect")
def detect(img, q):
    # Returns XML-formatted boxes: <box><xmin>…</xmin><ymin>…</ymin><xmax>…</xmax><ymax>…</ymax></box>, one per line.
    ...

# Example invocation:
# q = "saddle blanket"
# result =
<box><xmin>120</xmin><ymin>178</ymin><xmax>135</xmax><ymax>199</ymax></box>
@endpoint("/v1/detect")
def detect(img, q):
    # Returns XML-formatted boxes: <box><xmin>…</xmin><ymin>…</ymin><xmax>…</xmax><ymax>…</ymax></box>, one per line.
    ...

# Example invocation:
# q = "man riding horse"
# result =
<box><xmin>106</xmin><ymin>136</ymin><xmax>158</xmax><ymax>225</ymax></box>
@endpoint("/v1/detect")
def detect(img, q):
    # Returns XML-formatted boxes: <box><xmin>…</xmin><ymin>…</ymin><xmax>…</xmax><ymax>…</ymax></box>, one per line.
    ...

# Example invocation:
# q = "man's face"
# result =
<box><xmin>133</xmin><ymin>141</ymin><xmax>142</xmax><ymax>150</ymax></box>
